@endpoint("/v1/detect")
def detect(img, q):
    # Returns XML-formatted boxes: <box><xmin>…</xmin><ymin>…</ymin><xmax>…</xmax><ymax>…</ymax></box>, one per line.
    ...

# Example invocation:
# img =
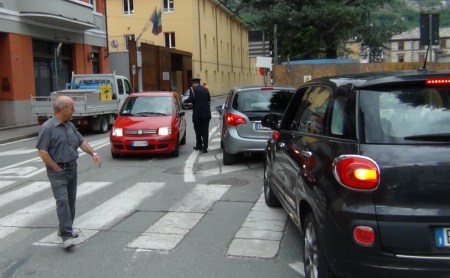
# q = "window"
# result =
<box><xmin>123</xmin><ymin>0</ymin><xmax>134</xmax><ymax>15</ymax></box>
<box><xmin>163</xmin><ymin>0</ymin><xmax>174</xmax><ymax>12</ymax></box>
<box><xmin>398</xmin><ymin>41</ymin><xmax>404</xmax><ymax>50</ymax></box>
<box><xmin>398</xmin><ymin>54</ymin><xmax>404</xmax><ymax>63</ymax></box>
<box><xmin>89</xmin><ymin>0</ymin><xmax>96</xmax><ymax>11</ymax></box>
<box><xmin>440</xmin><ymin>39</ymin><xmax>447</xmax><ymax>49</ymax></box>
<box><xmin>164</xmin><ymin>32</ymin><xmax>175</xmax><ymax>48</ymax></box>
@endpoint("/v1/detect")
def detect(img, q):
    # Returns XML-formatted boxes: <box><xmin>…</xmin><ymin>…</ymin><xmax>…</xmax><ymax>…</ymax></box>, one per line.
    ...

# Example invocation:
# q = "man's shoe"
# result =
<box><xmin>62</xmin><ymin>238</ymin><xmax>75</xmax><ymax>249</ymax></box>
<box><xmin>203</xmin><ymin>149</ymin><xmax>208</xmax><ymax>153</ymax></box>
<box><xmin>193</xmin><ymin>146</ymin><xmax>201</xmax><ymax>151</ymax></box>
<box><xmin>58</xmin><ymin>230</ymin><xmax>79</xmax><ymax>238</ymax></box>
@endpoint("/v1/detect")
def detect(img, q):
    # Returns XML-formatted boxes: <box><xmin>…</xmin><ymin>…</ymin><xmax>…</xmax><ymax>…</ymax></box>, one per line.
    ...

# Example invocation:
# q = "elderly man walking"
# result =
<box><xmin>36</xmin><ymin>95</ymin><xmax>102</xmax><ymax>249</ymax></box>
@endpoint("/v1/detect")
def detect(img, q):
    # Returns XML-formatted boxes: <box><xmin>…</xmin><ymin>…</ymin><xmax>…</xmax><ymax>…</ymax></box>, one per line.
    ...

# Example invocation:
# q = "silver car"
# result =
<box><xmin>215</xmin><ymin>85</ymin><xmax>296</xmax><ymax>165</ymax></box>
<box><xmin>181</xmin><ymin>89</ymin><xmax>193</xmax><ymax>110</ymax></box>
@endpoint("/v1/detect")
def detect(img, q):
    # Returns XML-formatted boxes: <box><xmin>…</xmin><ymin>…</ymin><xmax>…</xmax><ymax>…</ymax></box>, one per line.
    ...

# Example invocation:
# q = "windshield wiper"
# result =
<box><xmin>135</xmin><ymin>112</ymin><xmax>166</xmax><ymax>116</ymax></box>
<box><xmin>404</xmin><ymin>133</ymin><xmax>450</xmax><ymax>141</ymax></box>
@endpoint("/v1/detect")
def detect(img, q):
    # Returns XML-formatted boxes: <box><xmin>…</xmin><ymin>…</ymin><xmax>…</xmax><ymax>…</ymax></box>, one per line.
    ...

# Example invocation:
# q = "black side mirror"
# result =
<box><xmin>178</xmin><ymin>111</ymin><xmax>185</xmax><ymax>117</ymax></box>
<box><xmin>261</xmin><ymin>114</ymin><xmax>280</xmax><ymax>130</ymax></box>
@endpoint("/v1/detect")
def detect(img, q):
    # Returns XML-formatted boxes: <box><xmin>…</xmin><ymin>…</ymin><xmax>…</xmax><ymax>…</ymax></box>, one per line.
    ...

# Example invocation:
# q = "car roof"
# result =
<box><xmin>129</xmin><ymin>91</ymin><xmax>177</xmax><ymax>97</ymax></box>
<box><xmin>305</xmin><ymin>70</ymin><xmax>450</xmax><ymax>89</ymax></box>
<box><xmin>232</xmin><ymin>85</ymin><xmax>297</xmax><ymax>92</ymax></box>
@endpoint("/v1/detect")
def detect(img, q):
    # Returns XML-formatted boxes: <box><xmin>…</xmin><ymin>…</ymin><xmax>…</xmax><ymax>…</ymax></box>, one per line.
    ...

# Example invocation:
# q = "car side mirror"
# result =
<box><xmin>214</xmin><ymin>104</ymin><xmax>223</xmax><ymax>115</ymax></box>
<box><xmin>261</xmin><ymin>114</ymin><xmax>280</xmax><ymax>130</ymax></box>
<box><xmin>178</xmin><ymin>111</ymin><xmax>185</xmax><ymax>117</ymax></box>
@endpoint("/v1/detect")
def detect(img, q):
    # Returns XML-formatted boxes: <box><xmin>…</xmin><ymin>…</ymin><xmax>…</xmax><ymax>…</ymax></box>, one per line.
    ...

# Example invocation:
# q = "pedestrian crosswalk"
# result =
<box><xmin>0</xmin><ymin>176</ymin><xmax>288</xmax><ymax>259</ymax></box>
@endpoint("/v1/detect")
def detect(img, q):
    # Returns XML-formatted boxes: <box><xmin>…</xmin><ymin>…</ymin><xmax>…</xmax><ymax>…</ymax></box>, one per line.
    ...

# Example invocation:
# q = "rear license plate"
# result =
<box><xmin>132</xmin><ymin>141</ymin><xmax>148</xmax><ymax>147</ymax></box>
<box><xmin>435</xmin><ymin>227</ymin><xmax>450</xmax><ymax>247</ymax></box>
<box><xmin>254</xmin><ymin>122</ymin><xmax>271</xmax><ymax>131</ymax></box>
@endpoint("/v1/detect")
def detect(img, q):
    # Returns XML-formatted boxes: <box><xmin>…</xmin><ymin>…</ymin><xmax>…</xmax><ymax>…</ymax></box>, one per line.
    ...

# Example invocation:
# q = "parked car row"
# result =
<box><xmin>107</xmin><ymin>70</ymin><xmax>450</xmax><ymax>277</ymax></box>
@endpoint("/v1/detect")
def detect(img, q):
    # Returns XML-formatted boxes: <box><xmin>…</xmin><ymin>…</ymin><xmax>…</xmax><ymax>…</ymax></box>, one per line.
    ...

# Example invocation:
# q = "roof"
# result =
<box><xmin>306</xmin><ymin>70</ymin><xmax>450</xmax><ymax>89</ymax></box>
<box><xmin>391</xmin><ymin>27</ymin><xmax>450</xmax><ymax>41</ymax></box>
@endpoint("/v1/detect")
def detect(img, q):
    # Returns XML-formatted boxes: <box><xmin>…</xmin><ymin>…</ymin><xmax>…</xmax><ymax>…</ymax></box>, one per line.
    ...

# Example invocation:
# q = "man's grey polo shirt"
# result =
<box><xmin>36</xmin><ymin>117</ymin><xmax>84</xmax><ymax>164</ymax></box>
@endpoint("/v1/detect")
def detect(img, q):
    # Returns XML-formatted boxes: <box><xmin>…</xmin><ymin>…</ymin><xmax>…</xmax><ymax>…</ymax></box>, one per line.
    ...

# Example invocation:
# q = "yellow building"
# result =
<box><xmin>106</xmin><ymin>0</ymin><xmax>262</xmax><ymax>95</ymax></box>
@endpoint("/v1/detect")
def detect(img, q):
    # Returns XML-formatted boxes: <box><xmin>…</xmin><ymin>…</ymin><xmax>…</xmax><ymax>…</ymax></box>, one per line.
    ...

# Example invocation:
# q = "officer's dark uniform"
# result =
<box><xmin>184</xmin><ymin>78</ymin><xmax>211</xmax><ymax>152</ymax></box>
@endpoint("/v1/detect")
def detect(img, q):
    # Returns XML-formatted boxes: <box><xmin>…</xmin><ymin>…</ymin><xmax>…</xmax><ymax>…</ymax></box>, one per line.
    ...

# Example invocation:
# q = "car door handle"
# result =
<box><xmin>301</xmin><ymin>150</ymin><xmax>312</xmax><ymax>157</ymax></box>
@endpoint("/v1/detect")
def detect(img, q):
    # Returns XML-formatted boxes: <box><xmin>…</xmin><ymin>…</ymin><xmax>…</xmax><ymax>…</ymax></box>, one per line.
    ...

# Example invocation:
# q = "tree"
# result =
<box><xmin>237</xmin><ymin>0</ymin><xmax>399</xmax><ymax>62</ymax></box>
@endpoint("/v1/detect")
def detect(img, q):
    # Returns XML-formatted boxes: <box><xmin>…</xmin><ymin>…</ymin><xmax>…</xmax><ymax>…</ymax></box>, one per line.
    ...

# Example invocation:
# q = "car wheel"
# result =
<box><xmin>180</xmin><ymin>130</ymin><xmax>186</xmax><ymax>145</ymax></box>
<box><xmin>111</xmin><ymin>150</ymin><xmax>119</xmax><ymax>159</ymax></box>
<box><xmin>99</xmin><ymin>115</ymin><xmax>109</xmax><ymax>133</ymax></box>
<box><xmin>223</xmin><ymin>149</ymin><xmax>236</xmax><ymax>165</ymax></box>
<box><xmin>171</xmin><ymin>139</ymin><xmax>180</xmax><ymax>157</ymax></box>
<box><xmin>264</xmin><ymin>162</ymin><xmax>281</xmax><ymax>207</ymax></box>
<box><xmin>303</xmin><ymin>212</ymin><xmax>337</xmax><ymax>278</ymax></box>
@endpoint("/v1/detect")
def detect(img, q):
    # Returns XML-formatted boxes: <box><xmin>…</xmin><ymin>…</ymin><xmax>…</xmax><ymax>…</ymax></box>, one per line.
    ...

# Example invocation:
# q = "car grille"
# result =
<box><xmin>124</xmin><ymin>129</ymin><xmax>156</xmax><ymax>135</ymax></box>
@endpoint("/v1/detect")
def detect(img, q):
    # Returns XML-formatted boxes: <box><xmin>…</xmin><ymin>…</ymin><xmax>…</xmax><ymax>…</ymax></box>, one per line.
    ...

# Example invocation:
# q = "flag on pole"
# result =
<box><xmin>150</xmin><ymin>8</ymin><xmax>162</xmax><ymax>35</ymax></box>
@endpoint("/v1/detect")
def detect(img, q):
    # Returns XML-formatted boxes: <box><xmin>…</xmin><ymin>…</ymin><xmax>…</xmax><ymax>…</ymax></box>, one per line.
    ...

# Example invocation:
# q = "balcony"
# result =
<box><xmin>18</xmin><ymin>0</ymin><xmax>97</xmax><ymax>31</ymax></box>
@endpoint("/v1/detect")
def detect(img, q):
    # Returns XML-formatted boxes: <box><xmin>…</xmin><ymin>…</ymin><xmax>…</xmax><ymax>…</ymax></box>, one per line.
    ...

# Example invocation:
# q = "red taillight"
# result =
<box><xmin>333</xmin><ymin>155</ymin><xmax>379</xmax><ymax>190</ymax></box>
<box><xmin>426</xmin><ymin>78</ymin><xmax>450</xmax><ymax>85</ymax></box>
<box><xmin>272</xmin><ymin>130</ymin><xmax>280</xmax><ymax>140</ymax></box>
<box><xmin>354</xmin><ymin>226</ymin><xmax>375</xmax><ymax>246</ymax></box>
<box><xmin>225</xmin><ymin>113</ymin><xmax>247</xmax><ymax>126</ymax></box>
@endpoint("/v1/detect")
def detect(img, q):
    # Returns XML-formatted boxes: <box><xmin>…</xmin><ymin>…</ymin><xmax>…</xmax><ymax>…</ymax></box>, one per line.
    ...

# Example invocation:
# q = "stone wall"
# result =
<box><xmin>272</xmin><ymin>62</ymin><xmax>450</xmax><ymax>87</ymax></box>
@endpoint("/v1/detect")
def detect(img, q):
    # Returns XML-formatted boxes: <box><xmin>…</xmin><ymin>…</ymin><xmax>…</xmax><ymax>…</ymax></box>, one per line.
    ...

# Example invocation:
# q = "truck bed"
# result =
<box><xmin>31</xmin><ymin>90</ymin><xmax>119</xmax><ymax>117</ymax></box>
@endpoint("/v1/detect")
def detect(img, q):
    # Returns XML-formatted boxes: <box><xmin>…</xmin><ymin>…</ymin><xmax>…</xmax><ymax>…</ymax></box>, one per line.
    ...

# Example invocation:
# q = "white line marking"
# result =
<box><xmin>0</xmin><ymin>181</ymin><xmax>15</xmax><ymax>190</ymax></box>
<box><xmin>0</xmin><ymin>181</ymin><xmax>50</xmax><ymax>208</ymax></box>
<box><xmin>227</xmin><ymin>193</ymin><xmax>287</xmax><ymax>258</ymax></box>
<box><xmin>127</xmin><ymin>183</ymin><xmax>230</xmax><ymax>251</ymax></box>
<box><xmin>289</xmin><ymin>261</ymin><xmax>305</xmax><ymax>275</ymax></box>
<box><xmin>0</xmin><ymin>182</ymin><xmax>111</xmax><ymax>239</ymax></box>
<box><xmin>35</xmin><ymin>182</ymin><xmax>164</xmax><ymax>246</ymax></box>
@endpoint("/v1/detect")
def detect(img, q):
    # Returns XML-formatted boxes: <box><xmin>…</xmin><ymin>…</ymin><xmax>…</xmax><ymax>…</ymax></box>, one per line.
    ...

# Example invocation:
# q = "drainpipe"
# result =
<box><xmin>197</xmin><ymin>0</ymin><xmax>202</xmax><ymax>71</ymax></box>
<box><xmin>104</xmin><ymin>0</ymin><xmax>110</xmax><ymax>58</ymax></box>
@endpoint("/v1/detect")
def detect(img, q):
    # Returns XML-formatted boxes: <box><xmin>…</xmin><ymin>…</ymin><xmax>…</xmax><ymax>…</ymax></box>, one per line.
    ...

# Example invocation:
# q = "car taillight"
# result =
<box><xmin>333</xmin><ymin>155</ymin><xmax>380</xmax><ymax>190</ymax></box>
<box><xmin>354</xmin><ymin>226</ymin><xmax>375</xmax><ymax>246</ymax></box>
<box><xmin>426</xmin><ymin>78</ymin><xmax>450</xmax><ymax>85</ymax></box>
<box><xmin>225</xmin><ymin>113</ymin><xmax>246</xmax><ymax>126</ymax></box>
<box><xmin>272</xmin><ymin>130</ymin><xmax>280</xmax><ymax>140</ymax></box>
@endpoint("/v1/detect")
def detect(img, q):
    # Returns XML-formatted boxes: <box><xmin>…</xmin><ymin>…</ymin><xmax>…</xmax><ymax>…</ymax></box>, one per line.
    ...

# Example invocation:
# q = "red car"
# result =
<box><xmin>110</xmin><ymin>92</ymin><xmax>187</xmax><ymax>158</ymax></box>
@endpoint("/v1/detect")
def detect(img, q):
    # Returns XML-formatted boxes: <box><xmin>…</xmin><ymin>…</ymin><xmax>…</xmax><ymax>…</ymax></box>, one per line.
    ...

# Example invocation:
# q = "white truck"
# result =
<box><xmin>31</xmin><ymin>73</ymin><xmax>132</xmax><ymax>133</ymax></box>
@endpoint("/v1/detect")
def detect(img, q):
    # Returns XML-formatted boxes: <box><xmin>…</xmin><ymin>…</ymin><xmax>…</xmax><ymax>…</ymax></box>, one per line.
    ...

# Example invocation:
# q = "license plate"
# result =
<box><xmin>435</xmin><ymin>227</ymin><xmax>450</xmax><ymax>247</ymax></box>
<box><xmin>254</xmin><ymin>122</ymin><xmax>271</xmax><ymax>131</ymax></box>
<box><xmin>132</xmin><ymin>141</ymin><xmax>148</xmax><ymax>147</ymax></box>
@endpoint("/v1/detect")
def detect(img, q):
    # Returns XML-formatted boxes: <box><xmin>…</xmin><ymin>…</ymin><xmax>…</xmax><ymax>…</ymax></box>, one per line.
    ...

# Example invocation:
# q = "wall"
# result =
<box><xmin>273</xmin><ymin>62</ymin><xmax>450</xmax><ymax>87</ymax></box>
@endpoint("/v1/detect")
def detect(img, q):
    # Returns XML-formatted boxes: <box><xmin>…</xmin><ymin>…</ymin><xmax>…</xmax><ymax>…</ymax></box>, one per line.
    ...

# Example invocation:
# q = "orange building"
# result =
<box><xmin>0</xmin><ymin>0</ymin><xmax>109</xmax><ymax>127</ymax></box>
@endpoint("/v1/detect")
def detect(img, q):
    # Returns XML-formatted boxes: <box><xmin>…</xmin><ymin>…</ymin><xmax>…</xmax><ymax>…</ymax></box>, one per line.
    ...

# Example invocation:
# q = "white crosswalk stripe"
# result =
<box><xmin>0</xmin><ymin>182</ymin><xmax>111</xmax><ymax>239</ymax></box>
<box><xmin>35</xmin><ymin>182</ymin><xmax>164</xmax><ymax>247</ymax></box>
<box><xmin>127</xmin><ymin>183</ymin><xmax>230</xmax><ymax>251</ymax></box>
<box><xmin>0</xmin><ymin>181</ymin><xmax>49</xmax><ymax>208</ymax></box>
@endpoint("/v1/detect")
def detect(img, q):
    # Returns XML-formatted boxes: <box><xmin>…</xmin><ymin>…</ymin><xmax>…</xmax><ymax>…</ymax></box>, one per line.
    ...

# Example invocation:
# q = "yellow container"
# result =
<box><xmin>100</xmin><ymin>84</ymin><xmax>112</xmax><ymax>100</ymax></box>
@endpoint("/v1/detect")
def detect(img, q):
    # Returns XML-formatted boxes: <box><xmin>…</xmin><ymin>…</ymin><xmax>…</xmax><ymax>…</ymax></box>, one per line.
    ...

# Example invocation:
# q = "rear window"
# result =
<box><xmin>232</xmin><ymin>89</ymin><xmax>294</xmax><ymax>114</ymax></box>
<box><xmin>359</xmin><ymin>84</ymin><xmax>450</xmax><ymax>144</ymax></box>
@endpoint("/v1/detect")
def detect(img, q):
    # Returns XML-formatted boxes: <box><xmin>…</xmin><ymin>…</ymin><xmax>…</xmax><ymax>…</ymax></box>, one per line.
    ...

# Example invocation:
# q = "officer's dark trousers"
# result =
<box><xmin>193</xmin><ymin>118</ymin><xmax>210</xmax><ymax>150</ymax></box>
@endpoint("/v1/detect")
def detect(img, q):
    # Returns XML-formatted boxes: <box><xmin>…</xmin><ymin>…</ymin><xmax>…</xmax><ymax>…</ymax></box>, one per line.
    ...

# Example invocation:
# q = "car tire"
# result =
<box><xmin>99</xmin><ymin>115</ymin><xmax>109</xmax><ymax>133</ymax></box>
<box><xmin>171</xmin><ymin>139</ymin><xmax>180</xmax><ymax>157</ymax></box>
<box><xmin>111</xmin><ymin>150</ymin><xmax>119</xmax><ymax>159</ymax></box>
<box><xmin>223</xmin><ymin>149</ymin><xmax>236</xmax><ymax>165</ymax></box>
<box><xmin>264</xmin><ymin>162</ymin><xmax>281</xmax><ymax>207</ymax></box>
<box><xmin>303</xmin><ymin>212</ymin><xmax>337</xmax><ymax>278</ymax></box>
<box><xmin>180</xmin><ymin>130</ymin><xmax>186</xmax><ymax>145</ymax></box>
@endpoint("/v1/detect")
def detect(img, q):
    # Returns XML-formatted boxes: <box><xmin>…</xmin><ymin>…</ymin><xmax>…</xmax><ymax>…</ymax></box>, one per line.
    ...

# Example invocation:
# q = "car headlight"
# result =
<box><xmin>112</xmin><ymin>127</ymin><xmax>123</xmax><ymax>137</ymax></box>
<box><xmin>158</xmin><ymin>127</ymin><xmax>172</xmax><ymax>135</ymax></box>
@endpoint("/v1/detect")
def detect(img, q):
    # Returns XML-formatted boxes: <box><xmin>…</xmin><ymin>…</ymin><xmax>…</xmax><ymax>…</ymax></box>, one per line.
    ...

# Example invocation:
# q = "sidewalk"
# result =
<box><xmin>0</xmin><ymin>124</ymin><xmax>40</xmax><ymax>144</ymax></box>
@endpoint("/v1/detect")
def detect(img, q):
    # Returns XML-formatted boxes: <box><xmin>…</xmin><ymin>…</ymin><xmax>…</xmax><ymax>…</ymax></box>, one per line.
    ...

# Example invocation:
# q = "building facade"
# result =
<box><xmin>106</xmin><ymin>0</ymin><xmax>261</xmax><ymax>96</ymax></box>
<box><xmin>0</xmin><ymin>0</ymin><xmax>109</xmax><ymax>127</ymax></box>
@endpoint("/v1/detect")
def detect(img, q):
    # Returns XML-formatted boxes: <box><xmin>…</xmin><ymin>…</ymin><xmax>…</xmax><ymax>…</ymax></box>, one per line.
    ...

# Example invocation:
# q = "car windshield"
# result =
<box><xmin>233</xmin><ymin>89</ymin><xmax>294</xmax><ymax>114</ymax></box>
<box><xmin>359</xmin><ymin>83</ymin><xmax>450</xmax><ymax>144</ymax></box>
<box><xmin>120</xmin><ymin>96</ymin><xmax>173</xmax><ymax>116</ymax></box>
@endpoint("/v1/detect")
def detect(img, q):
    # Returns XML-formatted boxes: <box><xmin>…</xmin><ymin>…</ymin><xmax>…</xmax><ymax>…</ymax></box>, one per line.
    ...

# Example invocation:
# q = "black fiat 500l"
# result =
<box><xmin>262</xmin><ymin>71</ymin><xmax>450</xmax><ymax>278</ymax></box>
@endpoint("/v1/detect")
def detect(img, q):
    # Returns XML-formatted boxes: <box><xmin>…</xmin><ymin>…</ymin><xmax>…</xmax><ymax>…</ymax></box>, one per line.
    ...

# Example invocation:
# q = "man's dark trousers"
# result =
<box><xmin>194</xmin><ymin>119</ymin><xmax>210</xmax><ymax>150</ymax></box>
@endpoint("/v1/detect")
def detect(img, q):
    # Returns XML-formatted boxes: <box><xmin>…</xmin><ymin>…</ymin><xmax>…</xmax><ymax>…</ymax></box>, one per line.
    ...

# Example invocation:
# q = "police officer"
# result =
<box><xmin>184</xmin><ymin>77</ymin><xmax>211</xmax><ymax>153</ymax></box>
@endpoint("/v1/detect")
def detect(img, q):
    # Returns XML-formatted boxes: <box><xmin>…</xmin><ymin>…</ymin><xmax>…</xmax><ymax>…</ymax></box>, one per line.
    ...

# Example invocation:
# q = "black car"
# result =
<box><xmin>262</xmin><ymin>70</ymin><xmax>450</xmax><ymax>278</ymax></box>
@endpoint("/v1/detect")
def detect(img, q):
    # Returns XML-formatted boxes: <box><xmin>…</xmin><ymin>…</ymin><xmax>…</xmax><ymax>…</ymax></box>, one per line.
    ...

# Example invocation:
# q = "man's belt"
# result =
<box><xmin>57</xmin><ymin>161</ymin><xmax>76</xmax><ymax>168</ymax></box>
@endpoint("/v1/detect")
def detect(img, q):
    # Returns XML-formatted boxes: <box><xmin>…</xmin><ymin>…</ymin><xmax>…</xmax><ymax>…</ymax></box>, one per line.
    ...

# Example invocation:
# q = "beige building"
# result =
<box><xmin>106</xmin><ymin>0</ymin><xmax>262</xmax><ymax>95</ymax></box>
